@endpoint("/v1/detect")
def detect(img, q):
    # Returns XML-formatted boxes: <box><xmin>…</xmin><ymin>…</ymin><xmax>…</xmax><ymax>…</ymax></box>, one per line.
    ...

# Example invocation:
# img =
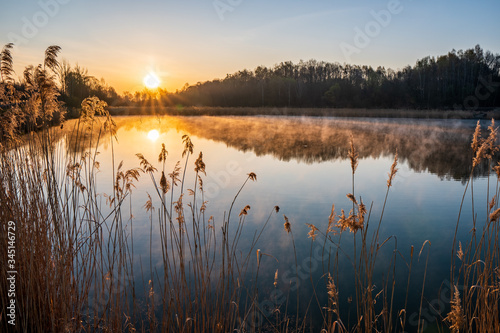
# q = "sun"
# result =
<box><xmin>147</xmin><ymin>129</ymin><xmax>160</xmax><ymax>141</ymax></box>
<box><xmin>144</xmin><ymin>72</ymin><xmax>161</xmax><ymax>89</ymax></box>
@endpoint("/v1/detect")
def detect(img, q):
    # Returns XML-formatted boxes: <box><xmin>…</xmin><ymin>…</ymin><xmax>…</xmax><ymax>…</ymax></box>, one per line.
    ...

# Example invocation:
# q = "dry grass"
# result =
<box><xmin>0</xmin><ymin>101</ymin><xmax>138</xmax><ymax>332</ymax></box>
<box><xmin>1</xmin><ymin>95</ymin><xmax>499</xmax><ymax>332</ymax></box>
<box><xmin>312</xmin><ymin>134</ymin><xmax>411</xmax><ymax>332</ymax></box>
<box><xmin>449</xmin><ymin>119</ymin><xmax>500</xmax><ymax>332</ymax></box>
<box><xmin>0</xmin><ymin>100</ymin><xmax>276</xmax><ymax>332</ymax></box>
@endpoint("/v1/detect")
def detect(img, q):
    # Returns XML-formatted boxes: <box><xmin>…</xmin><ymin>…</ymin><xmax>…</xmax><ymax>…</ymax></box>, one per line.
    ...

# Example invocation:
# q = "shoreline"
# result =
<box><xmin>106</xmin><ymin>106</ymin><xmax>500</xmax><ymax>119</ymax></box>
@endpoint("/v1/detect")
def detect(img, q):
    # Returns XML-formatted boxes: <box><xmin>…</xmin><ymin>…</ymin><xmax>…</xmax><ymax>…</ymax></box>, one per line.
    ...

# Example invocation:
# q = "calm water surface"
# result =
<box><xmin>67</xmin><ymin>115</ymin><xmax>493</xmax><ymax>330</ymax></box>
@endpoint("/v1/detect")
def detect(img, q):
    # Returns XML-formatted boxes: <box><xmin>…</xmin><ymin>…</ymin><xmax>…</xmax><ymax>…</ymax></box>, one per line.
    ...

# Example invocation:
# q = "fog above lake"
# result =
<box><xmin>63</xmin><ymin>116</ymin><xmax>494</xmax><ymax>182</ymax></box>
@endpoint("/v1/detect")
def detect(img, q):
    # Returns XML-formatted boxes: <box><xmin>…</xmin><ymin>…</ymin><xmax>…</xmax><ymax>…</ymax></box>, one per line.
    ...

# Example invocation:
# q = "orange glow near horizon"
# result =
<box><xmin>9</xmin><ymin>48</ymin><xmax>236</xmax><ymax>94</ymax></box>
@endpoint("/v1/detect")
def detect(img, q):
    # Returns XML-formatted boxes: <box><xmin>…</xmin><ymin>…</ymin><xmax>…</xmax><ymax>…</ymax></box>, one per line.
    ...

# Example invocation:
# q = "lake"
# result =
<box><xmin>61</xmin><ymin>115</ymin><xmax>493</xmax><ymax>331</ymax></box>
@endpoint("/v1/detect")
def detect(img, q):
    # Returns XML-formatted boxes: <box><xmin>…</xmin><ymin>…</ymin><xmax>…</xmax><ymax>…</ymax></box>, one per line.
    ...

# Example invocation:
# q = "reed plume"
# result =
<box><xmin>307</xmin><ymin>223</ymin><xmax>319</xmax><ymax>241</ymax></box>
<box><xmin>194</xmin><ymin>151</ymin><xmax>206</xmax><ymax>175</ymax></box>
<box><xmin>283</xmin><ymin>215</ymin><xmax>291</xmax><ymax>234</ymax></box>
<box><xmin>335</xmin><ymin>207</ymin><xmax>364</xmax><ymax>234</ymax></box>
<box><xmin>169</xmin><ymin>161</ymin><xmax>181</xmax><ymax>186</ymax></box>
<box><xmin>0</xmin><ymin>43</ymin><xmax>15</xmax><ymax>82</ymax></box>
<box><xmin>472</xmin><ymin>119</ymin><xmax>498</xmax><ymax>167</ymax></box>
<box><xmin>348</xmin><ymin>134</ymin><xmax>358</xmax><ymax>174</ymax></box>
<box><xmin>485</xmin><ymin>119</ymin><xmax>498</xmax><ymax>159</ymax></box>
<box><xmin>239</xmin><ymin>204</ymin><xmax>251</xmax><ymax>217</ymax></box>
<box><xmin>327</xmin><ymin>273</ymin><xmax>339</xmax><ymax>313</ymax></box>
<box><xmin>327</xmin><ymin>204</ymin><xmax>336</xmax><ymax>234</ymax></box>
<box><xmin>158</xmin><ymin>143</ymin><xmax>168</xmax><ymax>162</ymax></box>
<box><xmin>346</xmin><ymin>193</ymin><xmax>357</xmax><ymax>205</ymax></box>
<box><xmin>489</xmin><ymin>195</ymin><xmax>496</xmax><ymax>211</ymax></box>
<box><xmin>457</xmin><ymin>242</ymin><xmax>463</xmax><ymax>261</ymax></box>
<box><xmin>471</xmin><ymin>120</ymin><xmax>481</xmax><ymax>153</ymax></box>
<box><xmin>444</xmin><ymin>285</ymin><xmax>465</xmax><ymax>333</ymax></box>
<box><xmin>137</xmin><ymin>153</ymin><xmax>157</xmax><ymax>173</ymax></box>
<box><xmin>387</xmin><ymin>151</ymin><xmax>398</xmax><ymax>188</ymax></box>
<box><xmin>182</xmin><ymin>134</ymin><xmax>194</xmax><ymax>157</ymax></box>
<box><xmin>490</xmin><ymin>207</ymin><xmax>500</xmax><ymax>222</ymax></box>
<box><xmin>160</xmin><ymin>171</ymin><xmax>170</xmax><ymax>193</ymax></box>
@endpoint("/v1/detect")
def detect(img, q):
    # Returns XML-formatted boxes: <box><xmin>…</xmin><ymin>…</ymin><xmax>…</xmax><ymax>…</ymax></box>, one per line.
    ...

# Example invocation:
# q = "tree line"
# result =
<box><xmin>162</xmin><ymin>45</ymin><xmax>499</xmax><ymax>110</ymax></box>
<box><xmin>57</xmin><ymin>60</ymin><xmax>120</xmax><ymax>109</ymax></box>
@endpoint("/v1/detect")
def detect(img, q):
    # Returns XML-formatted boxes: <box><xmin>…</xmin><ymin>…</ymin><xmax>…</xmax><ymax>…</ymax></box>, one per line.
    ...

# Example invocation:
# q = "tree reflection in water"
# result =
<box><xmin>61</xmin><ymin>115</ymin><xmax>495</xmax><ymax>182</ymax></box>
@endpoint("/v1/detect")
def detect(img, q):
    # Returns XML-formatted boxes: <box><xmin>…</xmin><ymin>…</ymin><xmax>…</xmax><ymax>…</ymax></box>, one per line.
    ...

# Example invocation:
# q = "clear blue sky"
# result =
<box><xmin>1</xmin><ymin>0</ymin><xmax>499</xmax><ymax>92</ymax></box>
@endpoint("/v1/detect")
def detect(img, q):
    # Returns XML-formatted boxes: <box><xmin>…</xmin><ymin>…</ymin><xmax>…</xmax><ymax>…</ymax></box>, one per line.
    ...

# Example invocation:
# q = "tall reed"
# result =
<box><xmin>1</xmin><ymin>93</ymin><xmax>499</xmax><ymax>332</ymax></box>
<box><xmin>0</xmin><ymin>104</ymin><xmax>136</xmax><ymax>332</ymax></box>
<box><xmin>449</xmin><ymin>119</ymin><xmax>500</xmax><ymax>332</ymax></box>
<box><xmin>310</xmin><ymin>138</ymin><xmax>425</xmax><ymax>332</ymax></box>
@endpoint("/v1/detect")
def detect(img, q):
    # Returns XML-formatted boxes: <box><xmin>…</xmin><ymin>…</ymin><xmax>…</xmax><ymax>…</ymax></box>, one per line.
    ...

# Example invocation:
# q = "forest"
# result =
<box><xmin>157</xmin><ymin>44</ymin><xmax>500</xmax><ymax>110</ymax></box>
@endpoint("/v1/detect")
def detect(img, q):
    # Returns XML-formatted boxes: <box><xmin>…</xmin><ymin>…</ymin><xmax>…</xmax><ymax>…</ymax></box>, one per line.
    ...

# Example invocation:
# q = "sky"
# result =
<box><xmin>1</xmin><ymin>0</ymin><xmax>499</xmax><ymax>93</ymax></box>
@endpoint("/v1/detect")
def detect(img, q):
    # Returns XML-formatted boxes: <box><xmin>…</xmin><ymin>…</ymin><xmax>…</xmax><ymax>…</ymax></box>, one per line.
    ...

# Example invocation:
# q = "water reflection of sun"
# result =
<box><xmin>147</xmin><ymin>129</ymin><xmax>160</xmax><ymax>141</ymax></box>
